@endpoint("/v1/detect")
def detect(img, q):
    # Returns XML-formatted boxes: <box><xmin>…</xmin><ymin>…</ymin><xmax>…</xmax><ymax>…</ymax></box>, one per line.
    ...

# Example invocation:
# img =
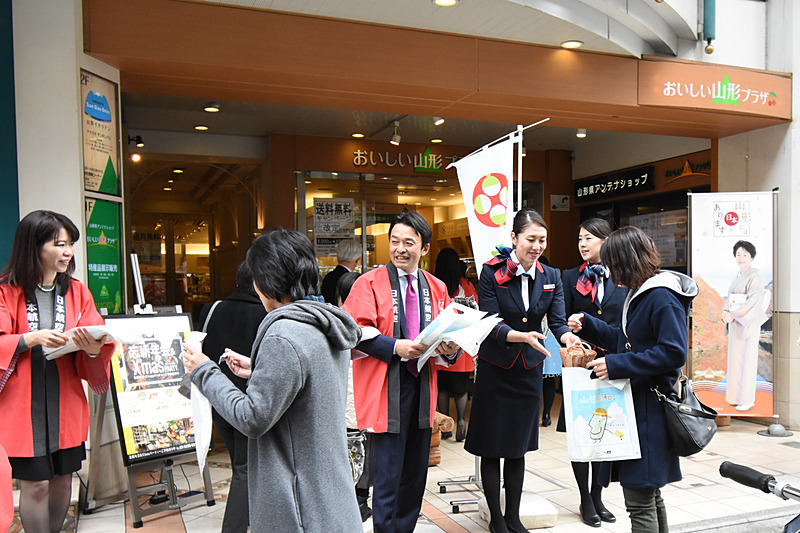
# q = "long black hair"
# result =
<box><xmin>1</xmin><ymin>210</ymin><xmax>80</xmax><ymax>300</ymax></box>
<box><xmin>434</xmin><ymin>247</ymin><xmax>466</xmax><ymax>298</ymax></box>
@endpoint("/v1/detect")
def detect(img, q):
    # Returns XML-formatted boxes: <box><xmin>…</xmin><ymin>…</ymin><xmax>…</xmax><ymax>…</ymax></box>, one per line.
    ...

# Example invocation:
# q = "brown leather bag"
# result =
<box><xmin>559</xmin><ymin>342</ymin><xmax>597</xmax><ymax>368</ymax></box>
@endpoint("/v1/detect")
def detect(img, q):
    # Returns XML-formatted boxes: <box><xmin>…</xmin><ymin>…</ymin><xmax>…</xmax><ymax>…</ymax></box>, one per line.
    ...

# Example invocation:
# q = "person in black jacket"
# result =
<box><xmin>197</xmin><ymin>262</ymin><xmax>266</xmax><ymax>533</ymax></box>
<box><xmin>321</xmin><ymin>239</ymin><xmax>361</xmax><ymax>305</ymax></box>
<box><xmin>558</xmin><ymin>218</ymin><xmax>627</xmax><ymax>528</ymax></box>
<box><xmin>464</xmin><ymin>209</ymin><xmax>581</xmax><ymax>533</ymax></box>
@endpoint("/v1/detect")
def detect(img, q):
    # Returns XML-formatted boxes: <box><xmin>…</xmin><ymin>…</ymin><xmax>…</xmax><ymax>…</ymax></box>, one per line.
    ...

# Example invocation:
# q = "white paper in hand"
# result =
<box><xmin>191</xmin><ymin>383</ymin><xmax>213</xmax><ymax>473</ymax></box>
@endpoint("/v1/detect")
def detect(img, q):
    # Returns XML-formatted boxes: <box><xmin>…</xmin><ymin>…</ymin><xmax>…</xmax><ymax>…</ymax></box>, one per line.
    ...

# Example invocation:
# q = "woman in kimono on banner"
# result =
<box><xmin>0</xmin><ymin>210</ymin><xmax>114</xmax><ymax>533</ymax></box>
<box><xmin>722</xmin><ymin>240</ymin><xmax>767</xmax><ymax>413</ymax></box>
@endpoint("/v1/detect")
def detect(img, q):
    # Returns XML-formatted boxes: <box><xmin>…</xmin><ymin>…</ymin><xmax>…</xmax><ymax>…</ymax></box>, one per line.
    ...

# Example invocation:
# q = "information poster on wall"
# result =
<box><xmin>626</xmin><ymin>209</ymin><xmax>688</xmax><ymax>267</ymax></box>
<box><xmin>689</xmin><ymin>192</ymin><xmax>774</xmax><ymax>418</ymax></box>
<box><xmin>313</xmin><ymin>197</ymin><xmax>355</xmax><ymax>256</ymax></box>
<box><xmin>105</xmin><ymin>314</ymin><xmax>195</xmax><ymax>466</ymax></box>
<box><xmin>80</xmin><ymin>69</ymin><xmax>120</xmax><ymax>195</ymax></box>
<box><xmin>85</xmin><ymin>199</ymin><xmax>123</xmax><ymax>314</ymax></box>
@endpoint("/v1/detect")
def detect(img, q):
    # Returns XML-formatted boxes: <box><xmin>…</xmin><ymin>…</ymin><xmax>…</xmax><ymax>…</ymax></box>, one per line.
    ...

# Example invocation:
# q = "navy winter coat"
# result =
<box><xmin>579</xmin><ymin>271</ymin><xmax>698</xmax><ymax>489</ymax></box>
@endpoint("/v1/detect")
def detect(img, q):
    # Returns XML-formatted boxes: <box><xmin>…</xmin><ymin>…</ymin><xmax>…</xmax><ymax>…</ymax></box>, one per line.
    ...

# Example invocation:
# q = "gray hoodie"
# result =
<box><xmin>622</xmin><ymin>270</ymin><xmax>698</xmax><ymax>337</ymax></box>
<box><xmin>192</xmin><ymin>299</ymin><xmax>363</xmax><ymax>532</ymax></box>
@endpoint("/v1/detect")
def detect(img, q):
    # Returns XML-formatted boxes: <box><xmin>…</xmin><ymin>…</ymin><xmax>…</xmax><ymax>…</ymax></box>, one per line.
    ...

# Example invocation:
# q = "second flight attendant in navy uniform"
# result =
<box><xmin>465</xmin><ymin>208</ymin><xmax>581</xmax><ymax>533</ymax></box>
<box><xmin>558</xmin><ymin>217</ymin><xmax>627</xmax><ymax>528</ymax></box>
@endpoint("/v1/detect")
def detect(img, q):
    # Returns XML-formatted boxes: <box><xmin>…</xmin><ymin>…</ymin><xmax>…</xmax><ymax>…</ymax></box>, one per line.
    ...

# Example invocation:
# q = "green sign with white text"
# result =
<box><xmin>85</xmin><ymin>199</ymin><xmax>123</xmax><ymax>314</ymax></box>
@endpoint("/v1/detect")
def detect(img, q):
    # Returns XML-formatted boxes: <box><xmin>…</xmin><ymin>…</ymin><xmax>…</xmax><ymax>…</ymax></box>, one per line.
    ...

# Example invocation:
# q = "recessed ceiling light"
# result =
<box><xmin>131</xmin><ymin>153</ymin><xmax>141</xmax><ymax>162</ymax></box>
<box><xmin>561</xmin><ymin>40</ymin><xmax>584</xmax><ymax>49</ymax></box>
<box><xmin>415</xmin><ymin>202</ymin><xmax>422</xmax><ymax>205</ymax></box>
<box><xmin>332</xmin><ymin>172</ymin><xmax>338</xmax><ymax>176</ymax></box>
<box><xmin>449</xmin><ymin>193</ymin><xmax>456</xmax><ymax>196</ymax></box>
<box><xmin>194</xmin><ymin>125</ymin><xmax>209</xmax><ymax>131</ymax></box>
<box><xmin>431</xmin><ymin>198</ymin><xmax>437</xmax><ymax>201</ymax></box>
<box><xmin>436</xmin><ymin>179</ymin><xmax>447</xmax><ymax>183</ymax></box>
<box><xmin>576</xmin><ymin>128</ymin><xmax>587</xmax><ymax>138</ymax></box>
<box><xmin>431</xmin><ymin>138</ymin><xmax>443</xmax><ymax>143</ymax></box>
<box><xmin>173</xmin><ymin>168</ymin><xmax>184</xmax><ymax>174</ymax></box>
<box><xmin>204</xmin><ymin>103</ymin><xmax>220</xmax><ymax>113</ymax></box>
<box><xmin>305</xmin><ymin>180</ymin><xmax>312</xmax><ymax>184</ymax></box>
<box><xmin>167</xmin><ymin>179</ymin><xmax>174</xmax><ymax>183</ymax></box>
<box><xmin>352</xmin><ymin>133</ymin><xmax>365</xmax><ymax>138</ymax></box>
<box><xmin>381</xmin><ymin>177</ymin><xmax>391</xmax><ymax>180</ymax></box>
<box><xmin>163</xmin><ymin>187</ymin><xmax>172</xmax><ymax>191</ymax></box>
<box><xmin>432</xmin><ymin>0</ymin><xmax>458</xmax><ymax>6</ymax></box>
<box><xmin>433</xmin><ymin>117</ymin><xmax>445</xmax><ymax>126</ymax></box>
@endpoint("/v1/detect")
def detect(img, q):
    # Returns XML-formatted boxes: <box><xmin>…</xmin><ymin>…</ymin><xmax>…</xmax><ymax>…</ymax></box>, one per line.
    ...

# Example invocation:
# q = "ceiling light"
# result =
<box><xmin>173</xmin><ymin>168</ymin><xmax>184</xmax><ymax>174</ymax></box>
<box><xmin>304</xmin><ymin>180</ymin><xmax>312</xmax><ymax>184</ymax></box>
<box><xmin>332</xmin><ymin>172</ymin><xmax>338</xmax><ymax>176</ymax></box>
<box><xmin>431</xmin><ymin>138</ymin><xmax>443</xmax><ymax>143</ymax></box>
<box><xmin>576</xmin><ymin>128</ymin><xmax>587</xmax><ymax>138</ymax></box>
<box><xmin>415</xmin><ymin>202</ymin><xmax>422</xmax><ymax>205</ymax></box>
<box><xmin>203</xmin><ymin>102</ymin><xmax>220</xmax><ymax>113</ymax></box>
<box><xmin>163</xmin><ymin>187</ymin><xmax>172</xmax><ymax>191</ymax></box>
<box><xmin>131</xmin><ymin>153</ymin><xmax>141</xmax><ymax>162</ymax></box>
<box><xmin>194</xmin><ymin>125</ymin><xmax>209</xmax><ymax>131</ymax></box>
<box><xmin>431</xmin><ymin>198</ymin><xmax>437</xmax><ymax>201</ymax></box>
<box><xmin>449</xmin><ymin>193</ymin><xmax>456</xmax><ymax>196</ymax></box>
<box><xmin>433</xmin><ymin>116</ymin><xmax>445</xmax><ymax>126</ymax></box>
<box><xmin>432</xmin><ymin>0</ymin><xmax>458</xmax><ymax>5</ymax></box>
<box><xmin>128</xmin><ymin>135</ymin><xmax>144</xmax><ymax>148</ymax></box>
<box><xmin>390</xmin><ymin>121</ymin><xmax>401</xmax><ymax>146</ymax></box>
<box><xmin>167</xmin><ymin>179</ymin><xmax>174</xmax><ymax>183</ymax></box>
<box><xmin>352</xmin><ymin>133</ymin><xmax>365</xmax><ymax>138</ymax></box>
<box><xmin>436</xmin><ymin>179</ymin><xmax>447</xmax><ymax>183</ymax></box>
<box><xmin>561</xmin><ymin>40</ymin><xmax>584</xmax><ymax>49</ymax></box>
<box><xmin>381</xmin><ymin>177</ymin><xmax>391</xmax><ymax>180</ymax></box>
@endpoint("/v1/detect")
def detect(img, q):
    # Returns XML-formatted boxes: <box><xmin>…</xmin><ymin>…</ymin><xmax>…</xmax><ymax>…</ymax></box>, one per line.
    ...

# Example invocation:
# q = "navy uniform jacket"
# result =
<box><xmin>478</xmin><ymin>260</ymin><xmax>570</xmax><ymax>369</ymax></box>
<box><xmin>562</xmin><ymin>265</ymin><xmax>627</xmax><ymax>352</ymax></box>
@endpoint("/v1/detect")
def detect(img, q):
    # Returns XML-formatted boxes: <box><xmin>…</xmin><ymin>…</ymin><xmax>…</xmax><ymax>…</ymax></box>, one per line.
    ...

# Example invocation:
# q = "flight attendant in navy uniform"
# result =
<box><xmin>465</xmin><ymin>209</ymin><xmax>581</xmax><ymax>533</ymax></box>
<box><xmin>558</xmin><ymin>217</ymin><xmax>628</xmax><ymax>528</ymax></box>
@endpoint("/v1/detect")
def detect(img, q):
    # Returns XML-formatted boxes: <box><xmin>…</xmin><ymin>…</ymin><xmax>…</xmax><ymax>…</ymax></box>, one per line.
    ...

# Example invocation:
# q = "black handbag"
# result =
<box><xmin>653</xmin><ymin>376</ymin><xmax>718</xmax><ymax>457</ymax></box>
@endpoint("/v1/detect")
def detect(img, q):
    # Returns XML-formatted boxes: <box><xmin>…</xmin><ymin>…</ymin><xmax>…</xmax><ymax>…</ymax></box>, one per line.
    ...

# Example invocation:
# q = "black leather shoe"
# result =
<box><xmin>541</xmin><ymin>413</ymin><xmax>551</xmax><ymax>427</ymax></box>
<box><xmin>359</xmin><ymin>501</ymin><xmax>372</xmax><ymax>522</ymax></box>
<box><xmin>505</xmin><ymin>519</ymin><xmax>529</xmax><ymax>532</ymax></box>
<box><xmin>579</xmin><ymin>505</ymin><xmax>601</xmax><ymax>528</ymax></box>
<box><xmin>441</xmin><ymin>431</ymin><xmax>452</xmax><ymax>440</ymax></box>
<box><xmin>596</xmin><ymin>507</ymin><xmax>616</xmax><ymax>523</ymax></box>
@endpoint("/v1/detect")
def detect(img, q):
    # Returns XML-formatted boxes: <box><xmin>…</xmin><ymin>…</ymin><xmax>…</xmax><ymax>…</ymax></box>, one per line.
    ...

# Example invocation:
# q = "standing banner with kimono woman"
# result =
<box><xmin>689</xmin><ymin>191</ymin><xmax>775</xmax><ymax>417</ymax></box>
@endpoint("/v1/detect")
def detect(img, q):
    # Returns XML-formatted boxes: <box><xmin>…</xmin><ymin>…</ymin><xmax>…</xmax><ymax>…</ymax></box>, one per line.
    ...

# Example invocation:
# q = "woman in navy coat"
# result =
<box><xmin>558</xmin><ymin>218</ymin><xmax>627</xmax><ymax>527</ymax></box>
<box><xmin>568</xmin><ymin>227</ymin><xmax>697</xmax><ymax>533</ymax></box>
<box><xmin>465</xmin><ymin>209</ymin><xmax>580</xmax><ymax>533</ymax></box>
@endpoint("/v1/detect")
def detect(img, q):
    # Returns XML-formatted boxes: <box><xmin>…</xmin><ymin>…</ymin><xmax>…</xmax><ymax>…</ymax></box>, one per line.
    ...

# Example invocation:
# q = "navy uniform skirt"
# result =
<box><xmin>464</xmin><ymin>357</ymin><xmax>542</xmax><ymax>459</ymax></box>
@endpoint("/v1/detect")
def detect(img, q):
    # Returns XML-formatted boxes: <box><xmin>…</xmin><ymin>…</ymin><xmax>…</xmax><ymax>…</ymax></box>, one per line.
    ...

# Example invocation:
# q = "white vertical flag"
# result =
<box><xmin>451</xmin><ymin>138</ymin><xmax>515</xmax><ymax>275</ymax></box>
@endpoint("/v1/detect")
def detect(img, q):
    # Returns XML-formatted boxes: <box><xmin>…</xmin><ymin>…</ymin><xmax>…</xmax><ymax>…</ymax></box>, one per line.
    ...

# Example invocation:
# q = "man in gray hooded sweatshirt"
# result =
<box><xmin>183</xmin><ymin>229</ymin><xmax>362</xmax><ymax>532</ymax></box>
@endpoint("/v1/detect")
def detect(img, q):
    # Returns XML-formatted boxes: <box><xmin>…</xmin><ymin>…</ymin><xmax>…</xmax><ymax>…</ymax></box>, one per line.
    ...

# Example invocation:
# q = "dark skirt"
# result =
<box><xmin>437</xmin><ymin>370</ymin><xmax>470</xmax><ymax>396</ymax></box>
<box><xmin>9</xmin><ymin>444</ymin><xmax>86</xmax><ymax>481</ymax></box>
<box><xmin>464</xmin><ymin>357</ymin><xmax>542</xmax><ymax>458</ymax></box>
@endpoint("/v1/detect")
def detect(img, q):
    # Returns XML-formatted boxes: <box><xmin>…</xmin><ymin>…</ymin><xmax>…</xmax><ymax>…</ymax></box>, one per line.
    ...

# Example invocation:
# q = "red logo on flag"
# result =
<box><xmin>472</xmin><ymin>173</ymin><xmax>508</xmax><ymax>228</ymax></box>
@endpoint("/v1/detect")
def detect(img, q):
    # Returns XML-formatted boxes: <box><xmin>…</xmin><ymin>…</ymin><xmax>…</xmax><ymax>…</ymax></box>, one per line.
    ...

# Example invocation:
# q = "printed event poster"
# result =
<box><xmin>689</xmin><ymin>192</ymin><xmax>774</xmax><ymax>417</ymax></box>
<box><xmin>105</xmin><ymin>314</ymin><xmax>196</xmax><ymax>466</ymax></box>
<box><xmin>85</xmin><ymin>199</ymin><xmax>123</xmax><ymax>314</ymax></box>
<box><xmin>80</xmin><ymin>70</ymin><xmax>120</xmax><ymax>195</ymax></box>
<box><xmin>313</xmin><ymin>197</ymin><xmax>355</xmax><ymax>257</ymax></box>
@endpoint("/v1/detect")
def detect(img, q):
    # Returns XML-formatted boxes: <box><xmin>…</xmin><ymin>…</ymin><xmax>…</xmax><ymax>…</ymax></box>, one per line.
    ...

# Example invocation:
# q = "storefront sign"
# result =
<box><xmin>689</xmin><ymin>192</ymin><xmax>774</xmax><ymax>418</ymax></box>
<box><xmin>639</xmin><ymin>59</ymin><xmax>791</xmax><ymax>120</ymax></box>
<box><xmin>573</xmin><ymin>166</ymin><xmax>654</xmax><ymax>204</ymax></box>
<box><xmin>352</xmin><ymin>147</ymin><xmax>457</xmax><ymax>173</ymax></box>
<box><xmin>105</xmin><ymin>313</ymin><xmax>196</xmax><ymax>466</ymax></box>
<box><xmin>313</xmin><ymin>197</ymin><xmax>355</xmax><ymax>256</ymax></box>
<box><xmin>80</xmin><ymin>69</ymin><xmax>120</xmax><ymax>194</ymax></box>
<box><xmin>85</xmin><ymin>198</ymin><xmax>123</xmax><ymax>314</ymax></box>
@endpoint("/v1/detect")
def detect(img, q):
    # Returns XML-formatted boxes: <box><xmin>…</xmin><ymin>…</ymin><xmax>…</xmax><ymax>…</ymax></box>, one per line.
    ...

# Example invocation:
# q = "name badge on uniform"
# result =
<box><xmin>543</xmin><ymin>283</ymin><xmax>555</xmax><ymax>290</ymax></box>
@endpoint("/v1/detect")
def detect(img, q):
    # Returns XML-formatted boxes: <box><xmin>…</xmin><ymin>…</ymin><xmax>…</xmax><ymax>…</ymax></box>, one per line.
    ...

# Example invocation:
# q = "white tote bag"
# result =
<box><xmin>562</xmin><ymin>367</ymin><xmax>642</xmax><ymax>462</ymax></box>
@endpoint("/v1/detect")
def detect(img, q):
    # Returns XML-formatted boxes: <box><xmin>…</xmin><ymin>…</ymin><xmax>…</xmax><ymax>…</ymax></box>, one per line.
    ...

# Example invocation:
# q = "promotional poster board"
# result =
<box><xmin>313</xmin><ymin>197</ymin><xmax>355</xmax><ymax>257</ymax></box>
<box><xmin>689</xmin><ymin>192</ymin><xmax>774</xmax><ymax>417</ymax></box>
<box><xmin>85</xmin><ymin>199</ymin><xmax>123</xmax><ymax>314</ymax></box>
<box><xmin>80</xmin><ymin>69</ymin><xmax>120</xmax><ymax>195</ymax></box>
<box><xmin>105</xmin><ymin>314</ymin><xmax>196</xmax><ymax>466</ymax></box>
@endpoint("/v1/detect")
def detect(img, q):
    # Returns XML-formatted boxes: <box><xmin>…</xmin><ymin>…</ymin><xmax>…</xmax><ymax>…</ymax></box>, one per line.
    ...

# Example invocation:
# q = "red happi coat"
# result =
<box><xmin>343</xmin><ymin>266</ymin><xmax>450</xmax><ymax>433</ymax></box>
<box><xmin>0</xmin><ymin>279</ymin><xmax>115</xmax><ymax>457</ymax></box>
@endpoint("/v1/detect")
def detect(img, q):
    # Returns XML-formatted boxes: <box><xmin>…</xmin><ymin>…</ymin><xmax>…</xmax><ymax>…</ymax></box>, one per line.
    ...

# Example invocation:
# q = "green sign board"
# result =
<box><xmin>85</xmin><ymin>199</ymin><xmax>123</xmax><ymax>313</ymax></box>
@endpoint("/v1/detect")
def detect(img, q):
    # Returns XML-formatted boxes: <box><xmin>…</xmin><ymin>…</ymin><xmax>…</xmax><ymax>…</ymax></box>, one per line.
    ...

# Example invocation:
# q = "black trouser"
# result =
<box><xmin>213</xmin><ymin>409</ymin><xmax>249</xmax><ymax>533</ymax></box>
